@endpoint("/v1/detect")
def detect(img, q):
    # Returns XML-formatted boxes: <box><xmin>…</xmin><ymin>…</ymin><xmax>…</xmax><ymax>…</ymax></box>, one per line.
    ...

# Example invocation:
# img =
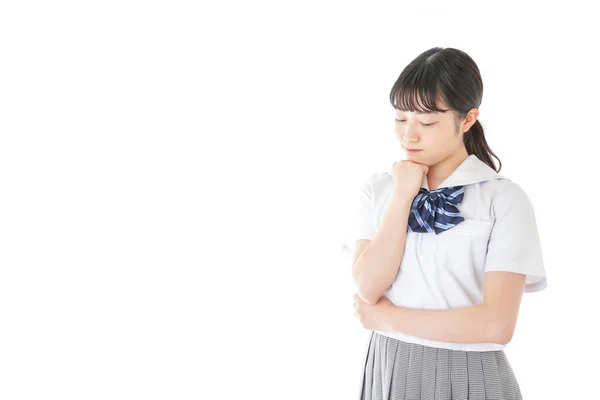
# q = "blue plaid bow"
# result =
<box><xmin>407</xmin><ymin>186</ymin><xmax>465</xmax><ymax>234</ymax></box>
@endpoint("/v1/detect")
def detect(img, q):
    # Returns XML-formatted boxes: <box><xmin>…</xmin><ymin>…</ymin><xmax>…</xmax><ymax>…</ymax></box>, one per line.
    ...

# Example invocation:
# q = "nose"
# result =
<box><xmin>401</xmin><ymin>123</ymin><xmax>420</xmax><ymax>145</ymax></box>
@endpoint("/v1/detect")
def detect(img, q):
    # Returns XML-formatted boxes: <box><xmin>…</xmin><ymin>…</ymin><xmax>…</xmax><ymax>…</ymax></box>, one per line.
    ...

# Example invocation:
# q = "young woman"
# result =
<box><xmin>351</xmin><ymin>47</ymin><xmax>547</xmax><ymax>400</ymax></box>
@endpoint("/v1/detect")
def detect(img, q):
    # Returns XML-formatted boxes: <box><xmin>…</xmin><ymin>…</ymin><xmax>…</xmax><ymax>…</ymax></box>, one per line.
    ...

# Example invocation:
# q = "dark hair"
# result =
<box><xmin>389</xmin><ymin>47</ymin><xmax>502</xmax><ymax>173</ymax></box>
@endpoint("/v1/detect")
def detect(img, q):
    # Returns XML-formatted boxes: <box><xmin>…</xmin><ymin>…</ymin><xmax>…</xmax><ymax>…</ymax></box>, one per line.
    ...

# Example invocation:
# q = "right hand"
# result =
<box><xmin>391</xmin><ymin>160</ymin><xmax>429</xmax><ymax>200</ymax></box>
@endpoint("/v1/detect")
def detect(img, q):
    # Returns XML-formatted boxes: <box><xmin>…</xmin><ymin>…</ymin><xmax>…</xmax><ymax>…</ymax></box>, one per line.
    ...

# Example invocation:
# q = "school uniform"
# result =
<box><xmin>344</xmin><ymin>154</ymin><xmax>547</xmax><ymax>400</ymax></box>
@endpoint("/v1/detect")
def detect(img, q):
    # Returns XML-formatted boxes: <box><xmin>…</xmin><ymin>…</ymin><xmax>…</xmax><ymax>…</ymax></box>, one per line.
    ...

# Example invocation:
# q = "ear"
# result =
<box><xmin>461</xmin><ymin>108</ymin><xmax>480</xmax><ymax>133</ymax></box>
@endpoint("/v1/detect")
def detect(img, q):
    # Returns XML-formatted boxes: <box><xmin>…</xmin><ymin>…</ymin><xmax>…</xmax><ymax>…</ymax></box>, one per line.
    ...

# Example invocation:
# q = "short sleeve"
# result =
<box><xmin>339</xmin><ymin>173</ymin><xmax>378</xmax><ymax>256</ymax></box>
<box><xmin>353</xmin><ymin>173</ymin><xmax>378</xmax><ymax>241</ymax></box>
<box><xmin>484</xmin><ymin>183</ymin><xmax>547</xmax><ymax>292</ymax></box>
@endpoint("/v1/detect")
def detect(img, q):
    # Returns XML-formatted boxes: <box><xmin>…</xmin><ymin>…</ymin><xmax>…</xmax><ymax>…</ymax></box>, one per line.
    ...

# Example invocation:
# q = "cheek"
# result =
<box><xmin>429</xmin><ymin>126</ymin><xmax>457</xmax><ymax>144</ymax></box>
<box><xmin>419</xmin><ymin>129</ymin><xmax>440</xmax><ymax>146</ymax></box>
<box><xmin>394</xmin><ymin>123</ymin><xmax>409</xmax><ymax>133</ymax></box>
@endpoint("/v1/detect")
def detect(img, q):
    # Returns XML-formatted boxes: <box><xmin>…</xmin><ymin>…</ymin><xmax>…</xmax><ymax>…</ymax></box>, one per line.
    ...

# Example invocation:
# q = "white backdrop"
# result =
<box><xmin>1</xmin><ymin>1</ymin><xmax>598</xmax><ymax>399</ymax></box>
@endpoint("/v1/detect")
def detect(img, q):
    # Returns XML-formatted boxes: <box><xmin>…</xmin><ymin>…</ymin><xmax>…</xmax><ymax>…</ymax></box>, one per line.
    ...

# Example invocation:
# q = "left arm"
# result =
<box><xmin>386</xmin><ymin>304</ymin><xmax>493</xmax><ymax>343</ymax></box>
<box><xmin>362</xmin><ymin>271</ymin><xmax>525</xmax><ymax>344</ymax></box>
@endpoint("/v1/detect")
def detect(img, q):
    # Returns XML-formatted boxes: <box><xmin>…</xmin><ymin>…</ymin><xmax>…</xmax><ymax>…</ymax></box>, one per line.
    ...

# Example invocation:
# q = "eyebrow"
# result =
<box><xmin>415</xmin><ymin>110</ymin><xmax>449</xmax><ymax>115</ymax></box>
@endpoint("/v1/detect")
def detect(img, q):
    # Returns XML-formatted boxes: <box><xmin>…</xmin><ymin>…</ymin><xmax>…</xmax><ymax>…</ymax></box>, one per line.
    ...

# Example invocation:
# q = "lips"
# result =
<box><xmin>404</xmin><ymin>146</ymin><xmax>422</xmax><ymax>152</ymax></box>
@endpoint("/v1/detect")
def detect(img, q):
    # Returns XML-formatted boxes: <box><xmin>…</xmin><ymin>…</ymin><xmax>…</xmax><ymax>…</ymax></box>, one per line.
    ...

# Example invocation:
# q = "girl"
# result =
<box><xmin>350</xmin><ymin>47</ymin><xmax>547</xmax><ymax>400</ymax></box>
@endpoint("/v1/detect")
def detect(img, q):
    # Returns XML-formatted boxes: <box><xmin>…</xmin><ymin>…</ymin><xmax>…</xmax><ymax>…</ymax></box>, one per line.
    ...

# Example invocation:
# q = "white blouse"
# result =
<box><xmin>342</xmin><ymin>154</ymin><xmax>547</xmax><ymax>351</ymax></box>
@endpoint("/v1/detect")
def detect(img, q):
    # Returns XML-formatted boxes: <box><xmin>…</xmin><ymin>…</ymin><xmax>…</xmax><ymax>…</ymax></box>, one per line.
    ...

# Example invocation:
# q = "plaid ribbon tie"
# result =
<box><xmin>407</xmin><ymin>186</ymin><xmax>465</xmax><ymax>234</ymax></box>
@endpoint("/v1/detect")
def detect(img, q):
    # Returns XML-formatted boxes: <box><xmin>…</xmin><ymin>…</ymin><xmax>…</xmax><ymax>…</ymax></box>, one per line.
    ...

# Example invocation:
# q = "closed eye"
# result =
<box><xmin>395</xmin><ymin>119</ymin><xmax>436</xmax><ymax>127</ymax></box>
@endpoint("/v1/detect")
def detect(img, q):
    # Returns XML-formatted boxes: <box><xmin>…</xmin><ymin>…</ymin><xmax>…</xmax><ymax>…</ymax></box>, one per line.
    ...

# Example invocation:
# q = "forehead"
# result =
<box><xmin>392</xmin><ymin>87</ymin><xmax>450</xmax><ymax>112</ymax></box>
<box><xmin>395</xmin><ymin>95</ymin><xmax>451</xmax><ymax>115</ymax></box>
<box><xmin>396</xmin><ymin>109</ymin><xmax>450</xmax><ymax>115</ymax></box>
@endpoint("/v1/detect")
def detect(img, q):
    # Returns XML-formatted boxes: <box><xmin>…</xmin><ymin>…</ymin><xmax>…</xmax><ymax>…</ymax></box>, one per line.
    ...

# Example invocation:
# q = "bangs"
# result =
<box><xmin>389</xmin><ymin>62</ymin><xmax>448</xmax><ymax>113</ymax></box>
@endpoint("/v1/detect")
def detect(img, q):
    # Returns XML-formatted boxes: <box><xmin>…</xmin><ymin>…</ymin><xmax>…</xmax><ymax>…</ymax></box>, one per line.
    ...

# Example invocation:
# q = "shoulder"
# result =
<box><xmin>482</xmin><ymin>178</ymin><xmax>536</xmax><ymax>218</ymax></box>
<box><xmin>361</xmin><ymin>171</ymin><xmax>392</xmax><ymax>196</ymax></box>
<box><xmin>482</xmin><ymin>177</ymin><xmax>531</xmax><ymax>202</ymax></box>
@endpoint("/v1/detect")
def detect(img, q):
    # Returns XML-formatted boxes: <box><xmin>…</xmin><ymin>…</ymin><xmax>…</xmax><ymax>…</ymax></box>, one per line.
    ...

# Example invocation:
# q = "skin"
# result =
<box><xmin>394</xmin><ymin>99</ymin><xmax>477</xmax><ymax>190</ymax></box>
<box><xmin>352</xmin><ymin>97</ymin><xmax>527</xmax><ymax>345</ymax></box>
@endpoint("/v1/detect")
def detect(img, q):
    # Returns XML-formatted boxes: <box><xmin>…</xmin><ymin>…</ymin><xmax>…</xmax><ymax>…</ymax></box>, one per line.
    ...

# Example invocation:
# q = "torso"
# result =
<box><xmin>368</xmin><ymin>172</ymin><xmax>510</xmax><ymax>351</ymax></box>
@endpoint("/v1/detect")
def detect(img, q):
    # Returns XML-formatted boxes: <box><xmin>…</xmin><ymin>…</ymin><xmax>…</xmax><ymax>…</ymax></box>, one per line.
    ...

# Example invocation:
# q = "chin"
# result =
<box><xmin>404</xmin><ymin>150</ymin><xmax>426</xmax><ymax>160</ymax></box>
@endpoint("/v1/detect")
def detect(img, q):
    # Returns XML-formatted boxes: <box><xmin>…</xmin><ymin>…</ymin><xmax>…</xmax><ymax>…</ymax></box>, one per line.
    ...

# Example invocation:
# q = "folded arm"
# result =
<box><xmin>383</xmin><ymin>271</ymin><xmax>526</xmax><ymax>344</ymax></box>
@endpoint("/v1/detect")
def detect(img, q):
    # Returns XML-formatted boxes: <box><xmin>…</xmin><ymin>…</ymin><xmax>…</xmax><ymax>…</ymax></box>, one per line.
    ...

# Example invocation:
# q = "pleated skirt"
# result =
<box><xmin>358</xmin><ymin>331</ymin><xmax>522</xmax><ymax>400</ymax></box>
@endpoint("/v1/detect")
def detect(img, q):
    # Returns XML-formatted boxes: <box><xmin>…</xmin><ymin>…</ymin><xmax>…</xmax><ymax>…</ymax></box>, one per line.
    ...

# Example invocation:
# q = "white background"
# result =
<box><xmin>1</xmin><ymin>1</ymin><xmax>598</xmax><ymax>399</ymax></box>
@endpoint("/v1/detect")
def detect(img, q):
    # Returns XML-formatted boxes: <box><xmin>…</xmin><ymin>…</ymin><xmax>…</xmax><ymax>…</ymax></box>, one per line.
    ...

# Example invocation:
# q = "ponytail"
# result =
<box><xmin>463</xmin><ymin>120</ymin><xmax>502</xmax><ymax>173</ymax></box>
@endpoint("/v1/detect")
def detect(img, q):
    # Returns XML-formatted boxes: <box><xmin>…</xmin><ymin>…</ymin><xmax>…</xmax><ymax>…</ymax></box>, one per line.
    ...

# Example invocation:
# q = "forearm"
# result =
<box><xmin>352</xmin><ymin>195</ymin><xmax>412</xmax><ymax>305</ymax></box>
<box><xmin>384</xmin><ymin>304</ymin><xmax>507</xmax><ymax>344</ymax></box>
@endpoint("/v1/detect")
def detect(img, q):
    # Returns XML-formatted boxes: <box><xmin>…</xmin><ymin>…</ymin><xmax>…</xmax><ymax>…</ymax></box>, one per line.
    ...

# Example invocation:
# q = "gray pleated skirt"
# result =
<box><xmin>359</xmin><ymin>331</ymin><xmax>522</xmax><ymax>400</ymax></box>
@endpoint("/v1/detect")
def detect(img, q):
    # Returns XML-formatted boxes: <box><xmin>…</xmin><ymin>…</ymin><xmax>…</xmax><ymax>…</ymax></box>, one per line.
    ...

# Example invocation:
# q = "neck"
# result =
<box><xmin>427</xmin><ymin>148</ymin><xmax>469</xmax><ymax>190</ymax></box>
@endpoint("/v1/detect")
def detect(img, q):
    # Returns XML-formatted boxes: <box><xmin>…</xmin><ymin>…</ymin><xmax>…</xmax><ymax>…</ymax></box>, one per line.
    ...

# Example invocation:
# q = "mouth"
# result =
<box><xmin>403</xmin><ymin>146</ymin><xmax>423</xmax><ymax>153</ymax></box>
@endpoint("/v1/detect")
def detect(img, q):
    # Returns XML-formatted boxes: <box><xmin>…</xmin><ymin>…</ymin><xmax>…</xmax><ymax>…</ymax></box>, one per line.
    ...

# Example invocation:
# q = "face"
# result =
<box><xmin>394</xmin><ymin>101</ymin><xmax>478</xmax><ymax>166</ymax></box>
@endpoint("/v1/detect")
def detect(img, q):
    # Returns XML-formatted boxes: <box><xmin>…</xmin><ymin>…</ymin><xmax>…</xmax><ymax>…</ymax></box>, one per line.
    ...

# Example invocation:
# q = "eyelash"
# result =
<box><xmin>395</xmin><ymin>119</ymin><xmax>436</xmax><ymax>127</ymax></box>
